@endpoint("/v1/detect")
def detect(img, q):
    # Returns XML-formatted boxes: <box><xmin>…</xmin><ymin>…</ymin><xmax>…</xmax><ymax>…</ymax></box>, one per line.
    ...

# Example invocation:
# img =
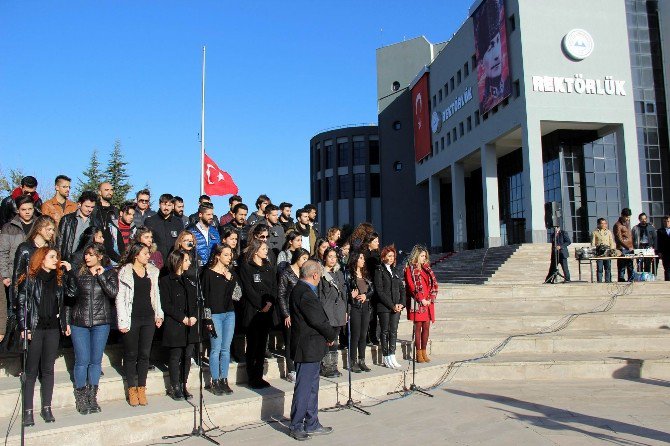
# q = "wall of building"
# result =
<box><xmin>660</xmin><ymin>0</ymin><xmax>670</xmax><ymax>138</ymax></box>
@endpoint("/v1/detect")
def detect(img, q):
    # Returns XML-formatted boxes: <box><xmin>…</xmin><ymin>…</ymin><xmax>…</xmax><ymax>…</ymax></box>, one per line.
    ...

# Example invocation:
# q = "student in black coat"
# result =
<box><xmin>545</xmin><ymin>226</ymin><xmax>571</xmax><ymax>282</ymax></box>
<box><xmin>238</xmin><ymin>239</ymin><xmax>277</xmax><ymax>389</ymax></box>
<box><xmin>159</xmin><ymin>249</ymin><xmax>198</xmax><ymax>401</ymax></box>
<box><xmin>288</xmin><ymin>260</ymin><xmax>337</xmax><ymax>441</ymax></box>
<box><xmin>373</xmin><ymin>245</ymin><xmax>405</xmax><ymax>370</ymax></box>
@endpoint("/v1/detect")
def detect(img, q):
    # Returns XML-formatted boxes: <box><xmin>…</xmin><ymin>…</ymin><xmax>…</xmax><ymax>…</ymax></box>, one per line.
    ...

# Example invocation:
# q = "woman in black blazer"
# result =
<box><xmin>159</xmin><ymin>249</ymin><xmax>198</xmax><ymax>400</ymax></box>
<box><xmin>238</xmin><ymin>239</ymin><xmax>277</xmax><ymax>389</ymax></box>
<box><xmin>373</xmin><ymin>245</ymin><xmax>405</xmax><ymax>369</ymax></box>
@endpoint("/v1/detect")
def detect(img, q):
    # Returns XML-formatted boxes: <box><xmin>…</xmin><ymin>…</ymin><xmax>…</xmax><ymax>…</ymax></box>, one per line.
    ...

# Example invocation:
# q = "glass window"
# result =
<box><xmin>354</xmin><ymin>174</ymin><xmax>366</xmax><ymax>198</ymax></box>
<box><xmin>457</xmin><ymin>70</ymin><xmax>462</xmax><ymax>85</ymax></box>
<box><xmin>464</xmin><ymin>62</ymin><xmax>469</xmax><ymax>77</ymax></box>
<box><xmin>324</xmin><ymin>140</ymin><xmax>334</xmax><ymax>169</ymax></box>
<box><xmin>369</xmin><ymin>139</ymin><xmax>380</xmax><ymax>164</ymax></box>
<box><xmin>339</xmin><ymin>174</ymin><xmax>350</xmax><ymax>198</ymax></box>
<box><xmin>353</xmin><ymin>141</ymin><xmax>366</xmax><ymax>165</ymax></box>
<box><xmin>337</xmin><ymin>142</ymin><xmax>349</xmax><ymax>166</ymax></box>
<box><xmin>467</xmin><ymin>116</ymin><xmax>472</xmax><ymax>132</ymax></box>
<box><xmin>325</xmin><ymin>177</ymin><xmax>334</xmax><ymax>200</ymax></box>
<box><xmin>371</xmin><ymin>173</ymin><xmax>380</xmax><ymax>198</ymax></box>
<box><xmin>393</xmin><ymin>121</ymin><xmax>401</xmax><ymax>130</ymax></box>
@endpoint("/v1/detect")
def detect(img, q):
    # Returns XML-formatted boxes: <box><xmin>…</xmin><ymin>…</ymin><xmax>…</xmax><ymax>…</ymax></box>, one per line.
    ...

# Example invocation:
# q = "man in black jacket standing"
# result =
<box><xmin>657</xmin><ymin>216</ymin><xmax>670</xmax><ymax>281</ymax></box>
<box><xmin>288</xmin><ymin>260</ymin><xmax>336</xmax><ymax>441</ymax></box>
<box><xmin>544</xmin><ymin>225</ymin><xmax>571</xmax><ymax>283</ymax></box>
<box><xmin>144</xmin><ymin>193</ymin><xmax>184</xmax><ymax>262</ymax></box>
<box><xmin>58</xmin><ymin>191</ymin><xmax>96</xmax><ymax>262</ymax></box>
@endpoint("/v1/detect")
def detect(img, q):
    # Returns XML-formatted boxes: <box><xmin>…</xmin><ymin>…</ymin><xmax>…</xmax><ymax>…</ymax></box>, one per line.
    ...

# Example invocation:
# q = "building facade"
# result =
<box><xmin>377</xmin><ymin>0</ymin><xmax>670</xmax><ymax>252</ymax></box>
<box><xmin>310</xmin><ymin>125</ymin><xmax>381</xmax><ymax>236</ymax></box>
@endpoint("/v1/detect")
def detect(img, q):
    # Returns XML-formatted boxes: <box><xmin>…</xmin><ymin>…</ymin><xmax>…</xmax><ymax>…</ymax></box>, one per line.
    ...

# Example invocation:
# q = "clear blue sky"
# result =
<box><xmin>0</xmin><ymin>1</ymin><xmax>470</xmax><ymax>215</ymax></box>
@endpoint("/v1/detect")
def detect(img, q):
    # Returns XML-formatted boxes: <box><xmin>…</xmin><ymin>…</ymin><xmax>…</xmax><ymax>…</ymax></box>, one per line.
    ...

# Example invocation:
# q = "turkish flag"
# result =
<box><xmin>203</xmin><ymin>153</ymin><xmax>239</xmax><ymax>196</ymax></box>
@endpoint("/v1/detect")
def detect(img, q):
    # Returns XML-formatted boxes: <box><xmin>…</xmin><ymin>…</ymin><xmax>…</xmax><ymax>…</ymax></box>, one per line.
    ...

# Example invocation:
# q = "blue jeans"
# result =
<box><xmin>290</xmin><ymin>362</ymin><xmax>322</xmax><ymax>433</ymax></box>
<box><xmin>596</xmin><ymin>259</ymin><xmax>612</xmax><ymax>282</ymax></box>
<box><xmin>209</xmin><ymin>312</ymin><xmax>235</xmax><ymax>380</ymax></box>
<box><xmin>70</xmin><ymin>324</ymin><xmax>111</xmax><ymax>388</ymax></box>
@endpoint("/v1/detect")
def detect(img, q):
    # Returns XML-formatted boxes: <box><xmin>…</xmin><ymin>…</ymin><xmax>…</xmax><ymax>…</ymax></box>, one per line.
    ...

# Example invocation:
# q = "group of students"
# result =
<box><xmin>0</xmin><ymin>174</ymin><xmax>441</xmax><ymax>429</ymax></box>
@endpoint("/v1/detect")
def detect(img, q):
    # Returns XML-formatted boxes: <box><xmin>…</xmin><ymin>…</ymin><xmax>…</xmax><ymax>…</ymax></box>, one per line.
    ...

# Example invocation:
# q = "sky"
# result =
<box><xmin>0</xmin><ymin>0</ymin><xmax>471</xmax><ymax>215</ymax></box>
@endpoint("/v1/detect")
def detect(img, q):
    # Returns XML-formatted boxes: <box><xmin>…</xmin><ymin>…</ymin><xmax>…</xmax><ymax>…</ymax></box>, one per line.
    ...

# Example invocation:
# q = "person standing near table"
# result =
<box><xmin>613</xmin><ymin>208</ymin><xmax>634</xmax><ymax>282</ymax></box>
<box><xmin>656</xmin><ymin>216</ymin><xmax>670</xmax><ymax>281</ymax></box>
<box><xmin>288</xmin><ymin>260</ymin><xmax>336</xmax><ymax>441</ymax></box>
<box><xmin>591</xmin><ymin>218</ymin><xmax>616</xmax><ymax>283</ymax></box>
<box><xmin>632</xmin><ymin>213</ymin><xmax>657</xmax><ymax>273</ymax></box>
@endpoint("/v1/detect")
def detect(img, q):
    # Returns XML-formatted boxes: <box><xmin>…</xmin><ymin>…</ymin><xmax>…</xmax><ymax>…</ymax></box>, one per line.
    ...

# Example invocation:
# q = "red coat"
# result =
<box><xmin>404</xmin><ymin>264</ymin><xmax>438</xmax><ymax>322</ymax></box>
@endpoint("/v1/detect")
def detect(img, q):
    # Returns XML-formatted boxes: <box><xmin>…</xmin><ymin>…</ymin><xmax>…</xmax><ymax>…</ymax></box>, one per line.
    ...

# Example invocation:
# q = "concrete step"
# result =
<box><xmin>4</xmin><ymin>352</ymin><xmax>670</xmax><ymax>446</ymax></box>
<box><xmin>437</xmin><ymin>281</ymin><xmax>670</xmax><ymax>297</ymax></box>
<box><xmin>396</xmin><ymin>312</ymin><xmax>670</xmax><ymax>335</ymax></box>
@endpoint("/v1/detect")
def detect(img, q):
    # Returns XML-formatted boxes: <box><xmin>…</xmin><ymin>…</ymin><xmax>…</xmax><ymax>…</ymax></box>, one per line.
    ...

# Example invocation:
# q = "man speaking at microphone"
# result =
<box><xmin>288</xmin><ymin>260</ymin><xmax>337</xmax><ymax>441</ymax></box>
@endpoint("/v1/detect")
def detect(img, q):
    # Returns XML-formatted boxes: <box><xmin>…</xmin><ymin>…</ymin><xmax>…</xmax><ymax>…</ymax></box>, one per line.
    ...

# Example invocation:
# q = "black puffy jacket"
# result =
<box><xmin>66</xmin><ymin>268</ymin><xmax>119</xmax><ymax>327</ymax></box>
<box><xmin>17</xmin><ymin>271</ymin><xmax>72</xmax><ymax>332</ymax></box>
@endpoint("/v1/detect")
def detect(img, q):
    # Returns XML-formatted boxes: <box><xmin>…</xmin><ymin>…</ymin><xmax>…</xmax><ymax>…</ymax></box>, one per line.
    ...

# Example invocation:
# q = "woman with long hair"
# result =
<box><xmin>373</xmin><ymin>245</ymin><xmax>405</xmax><ymax>369</ymax></box>
<box><xmin>238</xmin><ymin>239</ymin><xmax>277</xmax><ymax>389</ymax></box>
<box><xmin>10</xmin><ymin>215</ymin><xmax>57</xmax><ymax>316</ymax></box>
<box><xmin>67</xmin><ymin>242</ymin><xmax>118</xmax><ymax>414</ymax></box>
<box><xmin>277</xmin><ymin>248</ymin><xmax>309</xmax><ymax>382</ymax></box>
<box><xmin>70</xmin><ymin>226</ymin><xmax>105</xmax><ymax>272</ymax></box>
<box><xmin>219</xmin><ymin>227</ymin><xmax>240</xmax><ymax>262</ymax></box>
<box><xmin>160</xmin><ymin>249</ymin><xmax>198</xmax><ymax>400</ymax></box>
<box><xmin>116</xmin><ymin>242</ymin><xmax>164</xmax><ymax>406</ymax></box>
<box><xmin>312</xmin><ymin>238</ymin><xmax>329</xmax><ymax>262</ymax></box>
<box><xmin>346</xmin><ymin>251</ymin><xmax>374</xmax><ymax>373</ymax></box>
<box><xmin>202</xmin><ymin>244</ymin><xmax>238</xmax><ymax>395</ymax></box>
<box><xmin>349</xmin><ymin>222</ymin><xmax>375</xmax><ymax>252</ymax></box>
<box><xmin>276</xmin><ymin>231</ymin><xmax>302</xmax><ymax>275</ymax></box>
<box><xmin>404</xmin><ymin>245</ymin><xmax>438</xmax><ymax>363</ymax></box>
<box><xmin>132</xmin><ymin>226</ymin><xmax>163</xmax><ymax>270</ymax></box>
<box><xmin>362</xmin><ymin>233</ymin><xmax>381</xmax><ymax>346</ymax></box>
<box><xmin>17</xmin><ymin>247</ymin><xmax>71</xmax><ymax>426</ymax></box>
<box><xmin>318</xmin><ymin>247</ymin><xmax>347</xmax><ymax>377</ymax></box>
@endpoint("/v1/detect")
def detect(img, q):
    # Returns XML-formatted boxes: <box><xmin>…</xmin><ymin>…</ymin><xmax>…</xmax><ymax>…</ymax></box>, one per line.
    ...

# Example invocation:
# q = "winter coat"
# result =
<box><xmin>17</xmin><ymin>272</ymin><xmax>72</xmax><ymax>333</ymax></box>
<box><xmin>657</xmin><ymin>227</ymin><xmax>670</xmax><ymax>256</ymax></box>
<box><xmin>115</xmin><ymin>263</ymin><xmax>163</xmax><ymax>331</ymax></box>
<box><xmin>632</xmin><ymin>223</ymin><xmax>657</xmax><ymax>249</ymax></box>
<box><xmin>187</xmin><ymin>223</ymin><xmax>220</xmax><ymax>265</ymax></box>
<box><xmin>41</xmin><ymin>196</ymin><xmax>77</xmax><ymax>226</ymax></box>
<box><xmin>289</xmin><ymin>280</ymin><xmax>337</xmax><ymax>363</ymax></box>
<box><xmin>188</xmin><ymin>212</ymin><xmax>220</xmax><ymax>230</ymax></box>
<box><xmin>318</xmin><ymin>269</ymin><xmax>347</xmax><ymax>327</ymax></box>
<box><xmin>373</xmin><ymin>264</ymin><xmax>405</xmax><ymax>314</ymax></box>
<box><xmin>57</xmin><ymin>211</ymin><xmax>92</xmax><ymax>262</ymax></box>
<box><xmin>103</xmin><ymin>218</ymin><xmax>136</xmax><ymax>264</ymax></box>
<box><xmin>9</xmin><ymin>241</ymin><xmax>38</xmax><ymax>316</ymax></box>
<box><xmin>0</xmin><ymin>188</ymin><xmax>42</xmax><ymax>228</ymax></box>
<box><xmin>266</xmin><ymin>223</ymin><xmax>285</xmax><ymax>258</ymax></box>
<box><xmin>144</xmin><ymin>212</ymin><xmax>184</xmax><ymax>262</ymax></box>
<box><xmin>277</xmin><ymin>266</ymin><xmax>299</xmax><ymax>319</ymax></box>
<box><xmin>0</xmin><ymin>216</ymin><xmax>29</xmax><ymax>281</ymax></box>
<box><xmin>91</xmin><ymin>202</ymin><xmax>118</xmax><ymax>228</ymax></box>
<box><xmin>159</xmin><ymin>273</ymin><xmax>198</xmax><ymax>347</ymax></box>
<box><xmin>133</xmin><ymin>208</ymin><xmax>156</xmax><ymax>227</ymax></box>
<box><xmin>613</xmin><ymin>218</ymin><xmax>633</xmax><ymax>250</ymax></box>
<box><xmin>404</xmin><ymin>264</ymin><xmax>438</xmax><ymax>323</ymax></box>
<box><xmin>66</xmin><ymin>268</ymin><xmax>119</xmax><ymax>327</ymax></box>
<box><xmin>346</xmin><ymin>271</ymin><xmax>374</xmax><ymax>311</ymax></box>
<box><xmin>238</xmin><ymin>260</ymin><xmax>278</xmax><ymax>328</ymax></box>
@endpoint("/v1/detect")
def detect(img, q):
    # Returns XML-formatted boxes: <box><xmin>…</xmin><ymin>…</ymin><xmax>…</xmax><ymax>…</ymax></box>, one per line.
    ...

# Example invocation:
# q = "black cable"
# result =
<box><xmin>4</xmin><ymin>392</ymin><xmax>20</xmax><ymax>446</ymax></box>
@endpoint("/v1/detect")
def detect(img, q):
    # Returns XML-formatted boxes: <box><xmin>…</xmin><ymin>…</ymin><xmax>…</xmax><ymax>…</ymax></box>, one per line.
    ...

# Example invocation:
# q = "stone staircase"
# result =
<box><xmin>1</xmin><ymin>280</ymin><xmax>669</xmax><ymax>445</ymax></box>
<box><xmin>431</xmin><ymin>244</ymin><xmax>520</xmax><ymax>284</ymax></box>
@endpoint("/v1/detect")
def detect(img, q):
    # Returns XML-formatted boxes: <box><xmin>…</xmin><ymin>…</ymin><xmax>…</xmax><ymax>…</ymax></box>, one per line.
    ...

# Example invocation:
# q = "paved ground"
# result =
<box><xmin>138</xmin><ymin>378</ymin><xmax>670</xmax><ymax>446</ymax></box>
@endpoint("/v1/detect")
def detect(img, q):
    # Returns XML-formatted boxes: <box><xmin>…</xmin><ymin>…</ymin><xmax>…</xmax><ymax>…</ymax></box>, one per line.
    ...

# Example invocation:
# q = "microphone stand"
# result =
<box><xmin>20</xmin><ymin>270</ymin><xmax>28</xmax><ymax>445</ymax></box>
<box><xmin>544</xmin><ymin>227</ymin><xmax>565</xmax><ymax>284</ymax></box>
<box><xmin>323</xmin><ymin>270</ymin><xmax>370</xmax><ymax>415</ymax></box>
<box><xmin>163</xmin><ymin>255</ymin><xmax>220</xmax><ymax>445</ymax></box>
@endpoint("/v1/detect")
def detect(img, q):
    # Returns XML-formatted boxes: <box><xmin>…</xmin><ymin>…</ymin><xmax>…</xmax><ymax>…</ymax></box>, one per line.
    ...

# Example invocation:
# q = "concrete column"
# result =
<box><xmin>615</xmin><ymin>124</ymin><xmax>642</xmax><ymax>212</ymax></box>
<box><xmin>451</xmin><ymin>162</ymin><xmax>468</xmax><ymax>251</ymax></box>
<box><xmin>521</xmin><ymin>121</ymin><xmax>547</xmax><ymax>243</ymax></box>
<box><xmin>481</xmin><ymin>144</ymin><xmax>501</xmax><ymax>247</ymax></box>
<box><xmin>428</xmin><ymin>175</ymin><xmax>442</xmax><ymax>252</ymax></box>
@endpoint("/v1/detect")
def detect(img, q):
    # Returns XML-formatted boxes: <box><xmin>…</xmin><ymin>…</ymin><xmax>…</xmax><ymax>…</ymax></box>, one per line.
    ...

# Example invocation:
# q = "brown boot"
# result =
<box><xmin>422</xmin><ymin>349</ymin><xmax>431</xmax><ymax>363</ymax></box>
<box><xmin>127</xmin><ymin>387</ymin><xmax>139</xmax><ymax>407</ymax></box>
<box><xmin>137</xmin><ymin>386</ymin><xmax>148</xmax><ymax>406</ymax></box>
<box><xmin>416</xmin><ymin>349</ymin><xmax>426</xmax><ymax>363</ymax></box>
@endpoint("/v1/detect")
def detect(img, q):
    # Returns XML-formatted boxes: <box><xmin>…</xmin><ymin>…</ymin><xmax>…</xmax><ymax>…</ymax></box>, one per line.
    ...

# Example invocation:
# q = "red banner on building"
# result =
<box><xmin>411</xmin><ymin>72</ymin><xmax>431</xmax><ymax>162</ymax></box>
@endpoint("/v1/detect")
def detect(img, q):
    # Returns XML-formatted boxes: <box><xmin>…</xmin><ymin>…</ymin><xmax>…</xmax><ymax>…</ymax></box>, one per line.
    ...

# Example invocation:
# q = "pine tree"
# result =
<box><xmin>104</xmin><ymin>140</ymin><xmax>132</xmax><ymax>208</ymax></box>
<box><xmin>76</xmin><ymin>149</ymin><xmax>103</xmax><ymax>199</ymax></box>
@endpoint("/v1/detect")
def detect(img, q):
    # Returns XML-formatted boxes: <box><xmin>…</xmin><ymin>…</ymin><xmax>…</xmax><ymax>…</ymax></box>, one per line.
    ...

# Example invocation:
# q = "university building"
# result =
<box><xmin>375</xmin><ymin>0</ymin><xmax>670</xmax><ymax>252</ymax></box>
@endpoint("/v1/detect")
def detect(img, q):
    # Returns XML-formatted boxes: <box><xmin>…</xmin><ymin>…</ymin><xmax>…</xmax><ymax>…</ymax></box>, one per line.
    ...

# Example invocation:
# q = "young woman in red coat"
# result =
<box><xmin>404</xmin><ymin>245</ymin><xmax>438</xmax><ymax>363</ymax></box>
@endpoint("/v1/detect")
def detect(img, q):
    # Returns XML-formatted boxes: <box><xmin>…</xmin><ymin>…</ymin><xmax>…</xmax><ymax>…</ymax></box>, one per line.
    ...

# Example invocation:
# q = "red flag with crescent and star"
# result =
<box><xmin>203</xmin><ymin>153</ymin><xmax>238</xmax><ymax>196</ymax></box>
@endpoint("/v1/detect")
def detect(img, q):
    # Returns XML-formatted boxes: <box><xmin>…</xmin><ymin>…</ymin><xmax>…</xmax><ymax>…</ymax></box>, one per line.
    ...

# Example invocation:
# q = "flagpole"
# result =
<box><xmin>200</xmin><ymin>45</ymin><xmax>206</xmax><ymax>196</ymax></box>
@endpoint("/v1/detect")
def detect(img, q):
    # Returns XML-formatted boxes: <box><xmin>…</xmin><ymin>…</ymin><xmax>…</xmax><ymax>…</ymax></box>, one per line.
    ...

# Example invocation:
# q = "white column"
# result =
<box><xmin>521</xmin><ymin>120</ymin><xmax>547</xmax><ymax>243</ymax></box>
<box><xmin>481</xmin><ymin>144</ymin><xmax>501</xmax><ymax>247</ymax></box>
<box><xmin>451</xmin><ymin>162</ymin><xmax>467</xmax><ymax>251</ymax></box>
<box><xmin>428</xmin><ymin>175</ymin><xmax>442</xmax><ymax>252</ymax></box>
<box><xmin>615</xmin><ymin>124</ymin><xmax>642</xmax><ymax>213</ymax></box>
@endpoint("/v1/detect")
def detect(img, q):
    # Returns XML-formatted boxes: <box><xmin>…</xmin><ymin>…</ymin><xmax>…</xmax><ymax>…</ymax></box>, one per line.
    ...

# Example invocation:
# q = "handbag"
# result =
<box><xmin>232</xmin><ymin>283</ymin><xmax>242</xmax><ymax>302</ymax></box>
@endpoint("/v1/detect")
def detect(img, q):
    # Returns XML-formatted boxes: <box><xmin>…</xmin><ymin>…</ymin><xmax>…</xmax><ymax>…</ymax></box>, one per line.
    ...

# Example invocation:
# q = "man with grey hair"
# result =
<box><xmin>287</xmin><ymin>260</ymin><xmax>336</xmax><ymax>441</ymax></box>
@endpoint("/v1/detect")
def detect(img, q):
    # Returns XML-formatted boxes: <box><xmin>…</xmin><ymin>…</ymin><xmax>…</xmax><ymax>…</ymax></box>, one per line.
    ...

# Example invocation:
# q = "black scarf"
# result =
<box><xmin>37</xmin><ymin>269</ymin><xmax>58</xmax><ymax>322</ymax></box>
<box><xmin>295</xmin><ymin>222</ymin><xmax>310</xmax><ymax>237</ymax></box>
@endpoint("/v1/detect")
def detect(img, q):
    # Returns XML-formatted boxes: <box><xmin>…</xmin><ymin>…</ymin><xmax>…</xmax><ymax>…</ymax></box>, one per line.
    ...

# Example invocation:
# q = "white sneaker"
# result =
<box><xmin>382</xmin><ymin>356</ymin><xmax>390</xmax><ymax>368</ymax></box>
<box><xmin>390</xmin><ymin>354</ymin><xmax>402</xmax><ymax>369</ymax></box>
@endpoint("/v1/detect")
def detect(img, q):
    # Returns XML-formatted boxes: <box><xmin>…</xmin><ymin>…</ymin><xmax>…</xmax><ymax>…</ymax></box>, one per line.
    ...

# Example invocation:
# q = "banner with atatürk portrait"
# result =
<box><xmin>473</xmin><ymin>0</ymin><xmax>511</xmax><ymax>115</ymax></box>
